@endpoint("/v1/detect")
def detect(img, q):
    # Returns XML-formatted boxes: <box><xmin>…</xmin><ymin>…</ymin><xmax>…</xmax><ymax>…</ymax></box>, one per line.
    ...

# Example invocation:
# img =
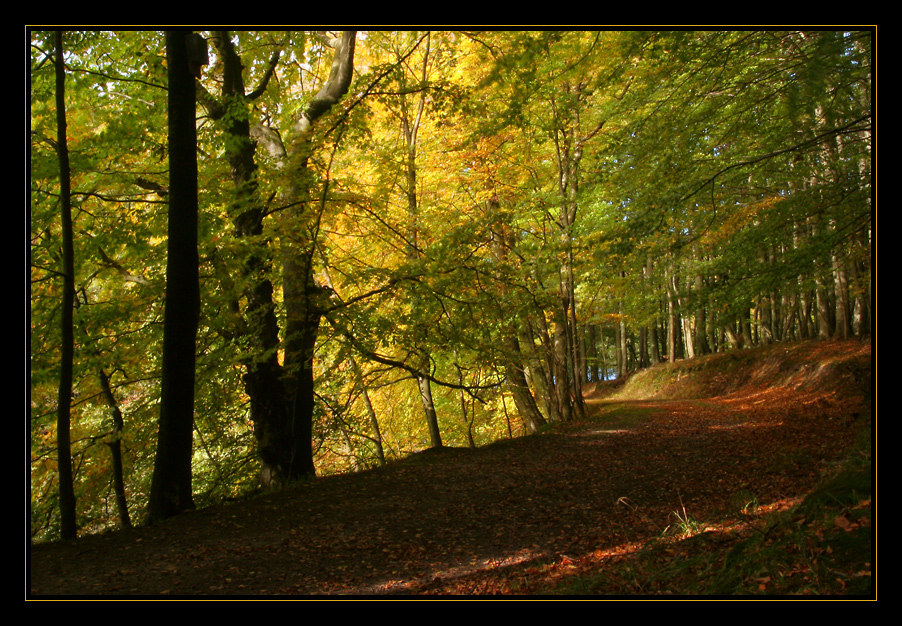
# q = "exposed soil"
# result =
<box><xmin>27</xmin><ymin>339</ymin><xmax>872</xmax><ymax>597</ymax></box>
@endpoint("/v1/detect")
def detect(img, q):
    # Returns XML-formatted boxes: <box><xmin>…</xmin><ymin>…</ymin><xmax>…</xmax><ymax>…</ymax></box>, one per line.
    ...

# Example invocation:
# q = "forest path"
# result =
<box><xmin>28</xmin><ymin>342</ymin><xmax>869</xmax><ymax>597</ymax></box>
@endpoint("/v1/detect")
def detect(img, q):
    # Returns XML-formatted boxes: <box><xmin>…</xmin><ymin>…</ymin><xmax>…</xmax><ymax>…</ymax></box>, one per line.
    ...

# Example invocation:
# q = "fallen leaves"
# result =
<box><xmin>28</xmin><ymin>340</ymin><xmax>871</xmax><ymax>597</ymax></box>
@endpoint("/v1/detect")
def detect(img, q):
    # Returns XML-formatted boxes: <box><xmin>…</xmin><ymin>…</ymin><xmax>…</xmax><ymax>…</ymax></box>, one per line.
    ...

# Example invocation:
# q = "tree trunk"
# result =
<box><xmin>487</xmin><ymin>196</ymin><xmax>548</xmax><ymax>433</ymax></box>
<box><xmin>552</xmin><ymin>299</ymin><xmax>574</xmax><ymax>421</ymax></box>
<box><xmin>200</xmin><ymin>31</ymin><xmax>295</xmax><ymax>487</ymax></box>
<box><xmin>149</xmin><ymin>31</ymin><xmax>202</xmax><ymax>522</ymax></box>
<box><xmin>693</xmin><ymin>273</ymin><xmax>708</xmax><ymax>356</ymax></box>
<box><xmin>398</xmin><ymin>34</ymin><xmax>443</xmax><ymax>449</ymax></box>
<box><xmin>586</xmin><ymin>324</ymin><xmax>599</xmax><ymax>382</ymax></box>
<box><xmin>97</xmin><ymin>368</ymin><xmax>131</xmax><ymax>529</ymax></box>
<box><xmin>202</xmin><ymin>31</ymin><xmax>355</xmax><ymax>486</ymax></box>
<box><xmin>503</xmin><ymin>336</ymin><xmax>547</xmax><ymax>434</ymax></box>
<box><xmin>666</xmin><ymin>269</ymin><xmax>678</xmax><ymax>363</ymax></box>
<box><xmin>816</xmin><ymin>278</ymin><xmax>834</xmax><ymax>339</ymax></box>
<box><xmin>417</xmin><ymin>367</ymin><xmax>443</xmax><ymax>449</ymax></box>
<box><xmin>832</xmin><ymin>250</ymin><xmax>852</xmax><ymax>340</ymax></box>
<box><xmin>276</xmin><ymin>31</ymin><xmax>356</xmax><ymax>480</ymax></box>
<box><xmin>53</xmin><ymin>30</ymin><xmax>77</xmax><ymax>541</ymax></box>
<box><xmin>280</xmin><ymin>249</ymin><xmax>325</xmax><ymax>479</ymax></box>
<box><xmin>599</xmin><ymin>326</ymin><xmax>609</xmax><ymax>380</ymax></box>
<box><xmin>350</xmin><ymin>357</ymin><xmax>385</xmax><ymax>467</ymax></box>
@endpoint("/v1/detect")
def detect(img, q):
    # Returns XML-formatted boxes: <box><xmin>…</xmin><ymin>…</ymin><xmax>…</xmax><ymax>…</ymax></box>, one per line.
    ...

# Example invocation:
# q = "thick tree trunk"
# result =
<box><xmin>649</xmin><ymin>322</ymin><xmax>662</xmax><ymax>364</ymax></box>
<box><xmin>202</xmin><ymin>32</ymin><xmax>295</xmax><ymax>487</ymax></box>
<box><xmin>280</xmin><ymin>246</ymin><xmax>325</xmax><ymax>479</ymax></box>
<box><xmin>149</xmin><ymin>31</ymin><xmax>201</xmax><ymax>522</ymax></box>
<box><xmin>274</xmin><ymin>31</ymin><xmax>356</xmax><ymax>480</ymax></box>
<box><xmin>530</xmin><ymin>319</ymin><xmax>562</xmax><ymax>422</ymax></box>
<box><xmin>202</xmin><ymin>31</ymin><xmax>355</xmax><ymax>486</ymax></box>
<box><xmin>486</xmin><ymin>196</ymin><xmax>547</xmax><ymax>433</ymax></box>
<box><xmin>523</xmin><ymin>321</ymin><xmax>561</xmax><ymax>422</ymax></box>
<box><xmin>504</xmin><ymin>336</ymin><xmax>547</xmax><ymax>434</ymax></box>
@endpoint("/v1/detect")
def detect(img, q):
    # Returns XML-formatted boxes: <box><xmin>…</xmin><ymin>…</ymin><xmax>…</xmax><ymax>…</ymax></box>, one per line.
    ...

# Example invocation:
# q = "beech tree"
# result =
<box><xmin>196</xmin><ymin>30</ymin><xmax>356</xmax><ymax>486</ymax></box>
<box><xmin>147</xmin><ymin>31</ymin><xmax>205</xmax><ymax>522</ymax></box>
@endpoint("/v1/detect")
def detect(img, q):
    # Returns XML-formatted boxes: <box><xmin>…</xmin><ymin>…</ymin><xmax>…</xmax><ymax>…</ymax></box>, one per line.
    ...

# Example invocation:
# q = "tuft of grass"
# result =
<box><xmin>663</xmin><ymin>496</ymin><xmax>703</xmax><ymax>539</ymax></box>
<box><xmin>729</xmin><ymin>489</ymin><xmax>760</xmax><ymax>516</ymax></box>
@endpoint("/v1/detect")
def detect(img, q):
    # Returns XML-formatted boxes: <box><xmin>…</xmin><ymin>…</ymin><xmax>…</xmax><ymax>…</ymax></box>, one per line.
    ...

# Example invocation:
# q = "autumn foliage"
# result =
<box><xmin>30</xmin><ymin>30</ymin><xmax>872</xmax><ymax>573</ymax></box>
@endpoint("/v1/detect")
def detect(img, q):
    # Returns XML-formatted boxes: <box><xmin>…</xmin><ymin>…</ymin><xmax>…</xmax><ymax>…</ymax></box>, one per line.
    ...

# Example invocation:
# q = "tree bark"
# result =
<box><xmin>148</xmin><ymin>31</ymin><xmax>201</xmax><ymax>522</ymax></box>
<box><xmin>503</xmin><ymin>336</ymin><xmax>547</xmax><ymax>434</ymax></box>
<box><xmin>200</xmin><ymin>31</ymin><xmax>294</xmax><ymax>487</ymax></box>
<box><xmin>200</xmin><ymin>31</ymin><xmax>355</xmax><ymax>486</ymax></box>
<box><xmin>97</xmin><ymin>368</ymin><xmax>131</xmax><ymax>529</ymax></box>
<box><xmin>350</xmin><ymin>356</ymin><xmax>386</xmax><ymax>466</ymax></box>
<box><xmin>277</xmin><ymin>31</ymin><xmax>356</xmax><ymax>481</ymax></box>
<box><xmin>53</xmin><ymin>30</ymin><xmax>78</xmax><ymax>541</ymax></box>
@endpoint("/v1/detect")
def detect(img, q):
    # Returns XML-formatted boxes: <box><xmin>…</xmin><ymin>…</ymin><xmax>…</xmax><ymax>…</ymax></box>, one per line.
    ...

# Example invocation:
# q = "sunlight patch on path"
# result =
<box><xmin>344</xmin><ymin>548</ymin><xmax>547</xmax><ymax>595</ymax></box>
<box><xmin>584</xmin><ymin>428</ymin><xmax>634</xmax><ymax>436</ymax></box>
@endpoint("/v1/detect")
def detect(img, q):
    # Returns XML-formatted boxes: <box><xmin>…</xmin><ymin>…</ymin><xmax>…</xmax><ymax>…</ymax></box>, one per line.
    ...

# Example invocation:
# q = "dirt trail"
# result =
<box><xmin>28</xmin><ymin>340</ymin><xmax>870</xmax><ymax>597</ymax></box>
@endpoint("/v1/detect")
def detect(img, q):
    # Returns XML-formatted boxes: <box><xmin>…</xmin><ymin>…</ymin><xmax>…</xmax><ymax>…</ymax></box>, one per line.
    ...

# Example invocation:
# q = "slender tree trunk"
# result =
<box><xmin>97</xmin><ymin>368</ymin><xmax>131</xmax><ymax>529</ymax></box>
<box><xmin>799</xmin><ymin>285</ymin><xmax>813</xmax><ymax>340</ymax></box>
<box><xmin>53</xmin><ymin>30</ymin><xmax>77</xmax><ymax>541</ymax></box>
<box><xmin>816</xmin><ymin>278</ymin><xmax>834</xmax><ymax>339</ymax></box>
<box><xmin>350</xmin><ymin>357</ymin><xmax>385</xmax><ymax>467</ymax></box>
<box><xmin>833</xmin><ymin>249</ymin><xmax>852</xmax><ymax>340</ymax></box>
<box><xmin>454</xmin><ymin>361</ymin><xmax>477</xmax><ymax>449</ymax></box>
<box><xmin>73</xmin><ymin>287</ymin><xmax>132</xmax><ymax>530</ymax></box>
<box><xmin>552</xmin><ymin>299</ymin><xmax>573</xmax><ymax>420</ymax></box>
<box><xmin>614</xmin><ymin>315</ymin><xmax>624</xmax><ymax>376</ymax></box>
<box><xmin>619</xmin><ymin>315</ymin><xmax>629</xmax><ymax>376</ymax></box>
<box><xmin>586</xmin><ymin>324</ymin><xmax>599</xmax><ymax>382</ymax></box>
<box><xmin>530</xmin><ymin>318</ymin><xmax>562</xmax><ymax>422</ymax></box>
<box><xmin>417</xmin><ymin>367</ymin><xmax>443</xmax><ymax>448</ymax></box>
<box><xmin>666</xmin><ymin>269</ymin><xmax>678</xmax><ymax>363</ymax></box>
<box><xmin>398</xmin><ymin>33</ymin><xmax>443</xmax><ymax>448</ymax></box>
<box><xmin>600</xmin><ymin>325</ymin><xmax>609</xmax><ymax>380</ymax></box>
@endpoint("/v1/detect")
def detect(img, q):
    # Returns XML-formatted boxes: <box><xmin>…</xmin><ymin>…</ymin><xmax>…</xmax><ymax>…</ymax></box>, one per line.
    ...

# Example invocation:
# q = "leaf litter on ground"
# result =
<box><xmin>28</xmin><ymin>339</ymin><xmax>873</xmax><ymax>597</ymax></box>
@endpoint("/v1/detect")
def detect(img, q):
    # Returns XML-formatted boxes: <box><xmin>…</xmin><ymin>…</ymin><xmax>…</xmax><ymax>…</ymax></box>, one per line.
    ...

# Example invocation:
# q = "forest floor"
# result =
<box><xmin>27</xmin><ymin>339</ymin><xmax>874</xmax><ymax>599</ymax></box>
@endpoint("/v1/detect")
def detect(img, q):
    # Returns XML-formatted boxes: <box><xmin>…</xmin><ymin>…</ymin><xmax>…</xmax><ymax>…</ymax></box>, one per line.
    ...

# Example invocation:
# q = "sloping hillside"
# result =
<box><xmin>29</xmin><ymin>339</ymin><xmax>873</xmax><ymax>597</ymax></box>
<box><xmin>591</xmin><ymin>339</ymin><xmax>871</xmax><ymax>402</ymax></box>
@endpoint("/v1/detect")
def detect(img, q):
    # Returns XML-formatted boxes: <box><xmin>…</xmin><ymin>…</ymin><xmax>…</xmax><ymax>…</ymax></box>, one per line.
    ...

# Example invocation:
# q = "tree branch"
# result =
<box><xmin>247</xmin><ymin>49</ymin><xmax>282</xmax><ymax>101</ymax></box>
<box><xmin>680</xmin><ymin>114</ymin><xmax>872</xmax><ymax>205</ymax></box>
<box><xmin>324</xmin><ymin>314</ymin><xmax>501</xmax><ymax>396</ymax></box>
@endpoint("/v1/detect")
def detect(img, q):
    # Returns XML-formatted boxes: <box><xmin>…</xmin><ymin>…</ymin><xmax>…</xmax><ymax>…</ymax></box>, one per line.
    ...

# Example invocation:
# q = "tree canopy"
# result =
<box><xmin>29</xmin><ymin>29</ymin><xmax>872</xmax><ymax>541</ymax></box>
